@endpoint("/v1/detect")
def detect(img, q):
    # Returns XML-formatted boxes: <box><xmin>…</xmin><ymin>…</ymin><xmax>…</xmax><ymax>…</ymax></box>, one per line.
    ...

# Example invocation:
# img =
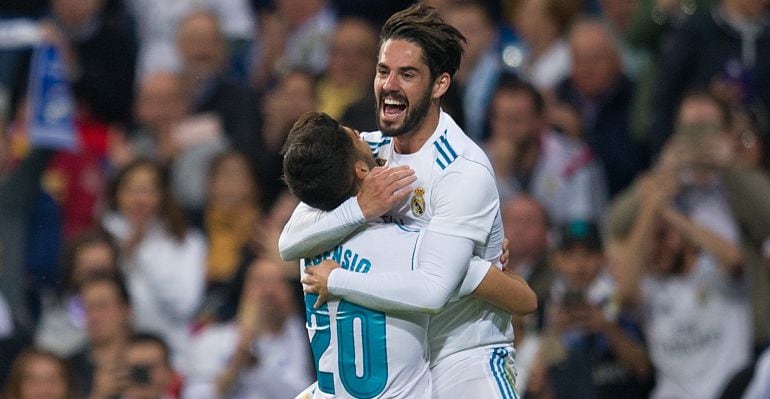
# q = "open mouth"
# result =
<box><xmin>381</xmin><ymin>97</ymin><xmax>407</xmax><ymax>120</ymax></box>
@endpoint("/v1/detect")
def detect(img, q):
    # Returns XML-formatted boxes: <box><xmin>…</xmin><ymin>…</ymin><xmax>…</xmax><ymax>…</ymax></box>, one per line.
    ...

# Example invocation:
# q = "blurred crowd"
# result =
<box><xmin>0</xmin><ymin>0</ymin><xmax>769</xmax><ymax>398</ymax></box>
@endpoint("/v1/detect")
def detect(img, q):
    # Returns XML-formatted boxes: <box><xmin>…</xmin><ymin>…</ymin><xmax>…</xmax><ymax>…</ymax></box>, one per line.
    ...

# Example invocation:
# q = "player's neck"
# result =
<box><xmin>393</xmin><ymin>107</ymin><xmax>440</xmax><ymax>154</ymax></box>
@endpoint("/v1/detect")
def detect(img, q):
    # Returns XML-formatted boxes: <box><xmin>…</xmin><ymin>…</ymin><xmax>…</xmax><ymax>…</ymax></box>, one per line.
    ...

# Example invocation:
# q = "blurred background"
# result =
<box><xmin>0</xmin><ymin>0</ymin><xmax>769</xmax><ymax>398</ymax></box>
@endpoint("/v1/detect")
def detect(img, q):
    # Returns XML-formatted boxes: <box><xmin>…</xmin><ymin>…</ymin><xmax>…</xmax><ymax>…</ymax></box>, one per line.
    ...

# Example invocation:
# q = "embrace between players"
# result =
<box><xmin>279</xmin><ymin>4</ymin><xmax>537</xmax><ymax>398</ymax></box>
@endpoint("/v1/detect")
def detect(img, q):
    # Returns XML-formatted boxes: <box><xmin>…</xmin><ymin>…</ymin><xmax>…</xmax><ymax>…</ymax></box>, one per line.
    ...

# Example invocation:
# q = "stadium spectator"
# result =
<box><xmin>555</xmin><ymin>18</ymin><xmax>649</xmax><ymax>196</ymax></box>
<box><xmin>606</xmin><ymin>90</ymin><xmax>770</xmax><ymax>353</ymax></box>
<box><xmin>176</xmin><ymin>9</ymin><xmax>263</xmax><ymax>184</ymax></box>
<box><xmin>122</xmin><ymin>333</ymin><xmax>180</xmax><ymax>399</ymax></box>
<box><xmin>183</xmin><ymin>258</ymin><xmax>313</xmax><ymax>399</ymax></box>
<box><xmin>486</xmin><ymin>76</ymin><xmax>608</xmax><ymax>225</ymax></box>
<box><xmin>542</xmin><ymin>221</ymin><xmax>652</xmax><ymax>399</ymax></box>
<box><xmin>649</xmin><ymin>0</ymin><xmax>770</xmax><ymax>153</ymax></box>
<box><xmin>3</xmin><ymin>347</ymin><xmax>78</xmax><ymax>399</ymax></box>
<box><xmin>512</xmin><ymin>0</ymin><xmax>581</xmax><ymax>91</ymax></box>
<box><xmin>102</xmin><ymin>159</ymin><xmax>206</xmax><ymax>366</ymax></box>
<box><xmin>128</xmin><ymin>70</ymin><xmax>229</xmax><ymax>218</ymax></box>
<box><xmin>316</xmin><ymin>17</ymin><xmax>378</xmax><ymax>120</ymax></box>
<box><xmin>442</xmin><ymin>0</ymin><xmax>504</xmax><ymax>141</ymax></box>
<box><xmin>69</xmin><ymin>273</ymin><xmax>133</xmax><ymax>398</ymax></box>
<box><xmin>36</xmin><ymin>228</ymin><xmax>120</xmax><ymax>358</ymax></box>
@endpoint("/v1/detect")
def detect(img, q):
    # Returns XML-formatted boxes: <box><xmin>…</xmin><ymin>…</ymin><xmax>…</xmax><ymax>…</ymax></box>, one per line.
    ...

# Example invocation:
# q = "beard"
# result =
<box><xmin>376</xmin><ymin>88</ymin><xmax>433</xmax><ymax>137</ymax></box>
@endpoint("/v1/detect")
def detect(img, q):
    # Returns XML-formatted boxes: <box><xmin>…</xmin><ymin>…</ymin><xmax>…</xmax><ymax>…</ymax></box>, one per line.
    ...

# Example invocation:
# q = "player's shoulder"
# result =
<box><xmin>431</xmin><ymin>113</ymin><xmax>494</xmax><ymax>173</ymax></box>
<box><xmin>360</xmin><ymin>130</ymin><xmax>392</xmax><ymax>157</ymax></box>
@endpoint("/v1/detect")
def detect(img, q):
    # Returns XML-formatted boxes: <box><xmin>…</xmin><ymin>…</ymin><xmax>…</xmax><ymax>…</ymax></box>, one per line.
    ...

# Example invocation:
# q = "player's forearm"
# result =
<box><xmin>472</xmin><ymin>267</ymin><xmax>537</xmax><ymax>316</ymax></box>
<box><xmin>279</xmin><ymin>198</ymin><xmax>366</xmax><ymax>260</ymax></box>
<box><xmin>328</xmin><ymin>231</ymin><xmax>474</xmax><ymax>313</ymax></box>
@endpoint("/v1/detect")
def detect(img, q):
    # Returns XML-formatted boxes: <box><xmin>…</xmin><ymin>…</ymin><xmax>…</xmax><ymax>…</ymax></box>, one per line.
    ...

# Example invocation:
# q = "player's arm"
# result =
<box><xmin>306</xmin><ymin>164</ymin><xmax>499</xmax><ymax>313</ymax></box>
<box><xmin>470</xmin><ymin>263</ymin><xmax>538</xmax><ymax>316</ymax></box>
<box><xmin>279</xmin><ymin>166</ymin><xmax>415</xmax><ymax>261</ymax></box>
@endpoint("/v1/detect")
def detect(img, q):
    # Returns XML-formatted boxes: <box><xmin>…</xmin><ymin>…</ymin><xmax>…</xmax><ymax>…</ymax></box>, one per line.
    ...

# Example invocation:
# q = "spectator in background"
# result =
<box><xmin>125</xmin><ymin>0</ymin><xmax>255</xmax><ymax>80</ymax></box>
<box><xmin>259</xmin><ymin>70</ymin><xmax>317</xmax><ymax>209</ymax></box>
<box><xmin>122</xmin><ymin>333</ymin><xmax>180</xmax><ymax>399</ymax></box>
<box><xmin>36</xmin><ymin>228</ymin><xmax>120</xmax><ymax>358</ymax></box>
<box><xmin>101</xmin><ymin>159</ymin><xmax>206</xmax><ymax>366</ymax></box>
<box><xmin>69</xmin><ymin>273</ymin><xmax>133</xmax><ymax>399</ymax></box>
<box><xmin>316</xmin><ymin>17</ymin><xmax>378</xmax><ymax>121</ymax></box>
<box><xmin>250</xmin><ymin>0</ymin><xmax>336</xmax><ymax>90</ymax></box>
<box><xmin>128</xmin><ymin>70</ymin><xmax>229</xmax><ymax>219</ymax></box>
<box><xmin>556</xmin><ymin>18</ymin><xmax>648</xmax><ymax>196</ymax></box>
<box><xmin>540</xmin><ymin>221</ymin><xmax>652</xmax><ymax>399</ymax></box>
<box><xmin>606</xmin><ymin>90</ymin><xmax>770</xmax><ymax>353</ymax></box>
<box><xmin>3</xmin><ymin>347</ymin><xmax>77</xmax><ymax>399</ymax></box>
<box><xmin>501</xmin><ymin>194</ymin><xmax>555</xmax><ymax>324</ymax></box>
<box><xmin>442</xmin><ymin>0</ymin><xmax>503</xmax><ymax>142</ymax></box>
<box><xmin>612</xmin><ymin>171</ymin><xmax>750</xmax><ymax>399</ymax></box>
<box><xmin>198</xmin><ymin>151</ymin><xmax>261</xmax><ymax>320</ymax></box>
<box><xmin>599</xmin><ymin>0</ymin><xmax>650</xmax><ymax>79</ymax></box>
<box><xmin>176</xmin><ymin>9</ymin><xmax>264</xmax><ymax>184</ymax></box>
<box><xmin>512</xmin><ymin>0</ymin><xmax>581</xmax><ymax>91</ymax></box>
<box><xmin>49</xmin><ymin>0</ymin><xmax>136</xmax><ymax>126</ymax></box>
<box><xmin>0</xmin><ymin>99</ymin><xmax>54</xmax><ymax>334</ymax></box>
<box><xmin>183</xmin><ymin>258</ymin><xmax>313</xmax><ymax>399</ymax></box>
<box><xmin>649</xmin><ymin>0</ymin><xmax>770</xmax><ymax>153</ymax></box>
<box><xmin>486</xmin><ymin>76</ymin><xmax>608</xmax><ymax>225</ymax></box>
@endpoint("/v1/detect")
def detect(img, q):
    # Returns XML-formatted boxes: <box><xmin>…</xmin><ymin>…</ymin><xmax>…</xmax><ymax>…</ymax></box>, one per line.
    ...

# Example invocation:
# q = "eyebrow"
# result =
<box><xmin>377</xmin><ymin>63</ymin><xmax>421</xmax><ymax>74</ymax></box>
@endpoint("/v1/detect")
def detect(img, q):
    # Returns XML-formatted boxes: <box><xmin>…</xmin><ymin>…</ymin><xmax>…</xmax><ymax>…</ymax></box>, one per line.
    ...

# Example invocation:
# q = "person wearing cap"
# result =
<box><xmin>531</xmin><ymin>221</ymin><xmax>652</xmax><ymax>399</ymax></box>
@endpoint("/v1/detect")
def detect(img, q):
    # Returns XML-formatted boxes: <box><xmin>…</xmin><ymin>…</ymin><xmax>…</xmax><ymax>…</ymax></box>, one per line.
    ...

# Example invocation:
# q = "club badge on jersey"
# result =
<box><xmin>411</xmin><ymin>187</ymin><xmax>426</xmax><ymax>217</ymax></box>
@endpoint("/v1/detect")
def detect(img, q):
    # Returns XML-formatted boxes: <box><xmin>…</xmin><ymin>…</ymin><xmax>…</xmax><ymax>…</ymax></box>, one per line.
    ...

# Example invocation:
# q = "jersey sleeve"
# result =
<box><xmin>426</xmin><ymin>160</ymin><xmax>500</xmax><ymax>244</ymax></box>
<box><xmin>456</xmin><ymin>257</ymin><xmax>493</xmax><ymax>298</ymax></box>
<box><xmin>278</xmin><ymin>197</ymin><xmax>366</xmax><ymax>260</ymax></box>
<box><xmin>327</xmin><ymin>230</ymin><xmax>474</xmax><ymax>313</ymax></box>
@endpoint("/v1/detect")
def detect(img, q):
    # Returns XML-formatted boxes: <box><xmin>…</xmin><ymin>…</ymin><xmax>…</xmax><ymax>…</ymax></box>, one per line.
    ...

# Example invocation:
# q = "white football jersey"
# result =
<box><xmin>301</xmin><ymin>222</ymin><xmax>431</xmax><ymax>399</ymax></box>
<box><xmin>362</xmin><ymin>110</ymin><xmax>513</xmax><ymax>366</ymax></box>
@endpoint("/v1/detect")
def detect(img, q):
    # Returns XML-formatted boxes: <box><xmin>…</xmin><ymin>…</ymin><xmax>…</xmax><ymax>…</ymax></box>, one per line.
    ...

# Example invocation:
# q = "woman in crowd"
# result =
<box><xmin>102</xmin><ymin>159</ymin><xmax>206</xmax><ymax>367</ymax></box>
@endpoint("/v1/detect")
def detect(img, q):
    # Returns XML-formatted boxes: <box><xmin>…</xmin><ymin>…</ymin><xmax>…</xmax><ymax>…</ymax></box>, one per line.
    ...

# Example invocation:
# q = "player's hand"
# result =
<box><xmin>302</xmin><ymin>260</ymin><xmax>341</xmax><ymax>308</ymax></box>
<box><xmin>500</xmin><ymin>238</ymin><xmax>510</xmax><ymax>272</ymax></box>
<box><xmin>357</xmin><ymin>165</ymin><xmax>416</xmax><ymax>220</ymax></box>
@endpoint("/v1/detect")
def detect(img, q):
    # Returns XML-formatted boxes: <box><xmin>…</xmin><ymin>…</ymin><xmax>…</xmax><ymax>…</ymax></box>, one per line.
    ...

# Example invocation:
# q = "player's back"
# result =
<box><xmin>301</xmin><ymin>223</ymin><xmax>431</xmax><ymax>399</ymax></box>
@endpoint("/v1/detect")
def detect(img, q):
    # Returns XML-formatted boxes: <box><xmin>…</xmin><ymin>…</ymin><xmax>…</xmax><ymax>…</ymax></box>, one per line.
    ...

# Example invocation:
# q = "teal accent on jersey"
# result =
<box><xmin>394</xmin><ymin>221</ymin><xmax>420</xmax><ymax>233</ymax></box>
<box><xmin>306</xmin><ymin>246</ymin><xmax>372</xmax><ymax>274</ymax></box>
<box><xmin>490</xmin><ymin>348</ymin><xmax>516</xmax><ymax>399</ymax></box>
<box><xmin>433</xmin><ymin>131</ymin><xmax>458</xmax><ymax>170</ymax></box>
<box><xmin>366</xmin><ymin>138</ymin><xmax>392</xmax><ymax>157</ymax></box>
<box><xmin>337</xmin><ymin>300</ymin><xmax>388</xmax><ymax>398</ymax></box>
<box><xmin>305</xmin><ymin>294</ymin><xmax>335</xmax><ymax>394</ymax></box>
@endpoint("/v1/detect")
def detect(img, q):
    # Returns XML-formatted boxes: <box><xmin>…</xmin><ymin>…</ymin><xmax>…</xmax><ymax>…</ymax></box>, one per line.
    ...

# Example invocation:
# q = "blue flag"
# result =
<box><xmin>27</xmin><ymin>42</ymin><xmax>77</xmax><ymax>150</ymax></box>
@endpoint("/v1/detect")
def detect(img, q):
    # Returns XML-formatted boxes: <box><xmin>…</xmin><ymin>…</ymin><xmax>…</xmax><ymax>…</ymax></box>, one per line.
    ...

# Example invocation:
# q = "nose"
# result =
<box><xmin>382</xmin><ymin>71</ymin><xmax>399</xmax><ymax>93</ymax></box>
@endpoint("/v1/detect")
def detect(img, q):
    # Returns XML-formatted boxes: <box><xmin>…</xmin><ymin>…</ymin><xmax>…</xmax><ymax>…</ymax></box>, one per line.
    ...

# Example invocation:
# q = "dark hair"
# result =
<box><xmin>107</xmin><ymin>158</ymin><xmax>188</xmax><ymax>241</ymax></box>
<box><xmin>494</xmin><ymin>74</ymin><xmax>545</xmax><ymax>116</ymax></box>
<box><xmin>128</xmin><ymin>332</ymin><xmax>171</xmax><ymax>366</ymax></box>
<box><xmin>380</xmin><ymin>3</ymin><xmax>466</xmax><ymax>81</ymax></box>
<box><xmin>4</xmin><ymin>348</ymin><xmax>78</xmax><ymax>399</ymax></box>
<box><xmin>78</xmin><ymin>272</ymin><xmax>131</xmax><ymax>307</ymax></box>
<box><xmin>61</xmin><ymin>227</ymin><xmax>120</xmax><ymax>294</ymax></box>
<box><xmin>282</xmin><ymin>112</ymin><xmax>359</xmax><ymax>211</ymax></box>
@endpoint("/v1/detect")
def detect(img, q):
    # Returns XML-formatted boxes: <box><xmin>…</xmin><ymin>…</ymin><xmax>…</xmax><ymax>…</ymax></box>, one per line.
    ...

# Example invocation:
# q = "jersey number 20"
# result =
<box><xmin>306</xmin><ymin>294</ymin><xmax>388</xmax><ymax>398</ymax></box>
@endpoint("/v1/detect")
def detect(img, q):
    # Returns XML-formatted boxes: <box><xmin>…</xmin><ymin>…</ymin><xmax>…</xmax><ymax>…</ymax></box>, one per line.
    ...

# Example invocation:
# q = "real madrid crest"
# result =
<box><xmin>411</xmin><ymin>187</ymin><xmax>426</xmax><ymax>216</ymax></box>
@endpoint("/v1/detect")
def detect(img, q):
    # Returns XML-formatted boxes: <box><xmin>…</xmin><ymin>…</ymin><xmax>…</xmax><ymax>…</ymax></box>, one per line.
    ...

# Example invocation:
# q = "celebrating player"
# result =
<box><xmin>280</xmin><ymin>4</ymin><xmax>521</xmax><ymax>398</ymax></box>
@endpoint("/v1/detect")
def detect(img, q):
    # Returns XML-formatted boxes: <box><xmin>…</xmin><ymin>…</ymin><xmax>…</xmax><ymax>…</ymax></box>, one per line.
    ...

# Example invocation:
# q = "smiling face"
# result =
<box><xmin>374</xmin><ymin>39</ymin><xmax>436</xmax><ymax>138</ymax></box>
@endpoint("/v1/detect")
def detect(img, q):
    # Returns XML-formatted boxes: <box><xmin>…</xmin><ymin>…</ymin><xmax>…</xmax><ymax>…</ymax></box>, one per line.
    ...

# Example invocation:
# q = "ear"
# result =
<box><xmin>354</xmin><ymin>160</ymin><xmax>370</xmax><ymax>181</ymax></box>
<box><xmin>432</xmin><ymin>72</ymin><xmax>451</xmax><ymax>100</ymax></box>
